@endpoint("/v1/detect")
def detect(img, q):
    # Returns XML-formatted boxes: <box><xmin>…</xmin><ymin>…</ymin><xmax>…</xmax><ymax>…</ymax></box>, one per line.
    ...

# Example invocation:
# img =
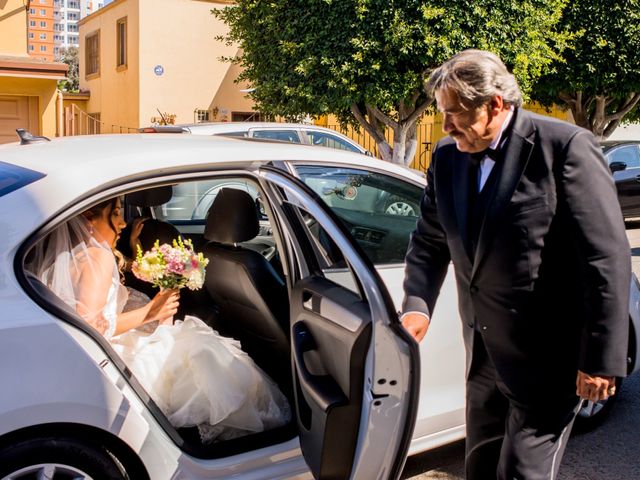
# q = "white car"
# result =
<box><xmin>0</xmin><ymin>134</ymin><xmax>638</xmax><ymax>479</ymax></box>
<box><xmin>141</xmin><ymin>121</ymin><xmax>372</xmax><ymax>156</ymax></box>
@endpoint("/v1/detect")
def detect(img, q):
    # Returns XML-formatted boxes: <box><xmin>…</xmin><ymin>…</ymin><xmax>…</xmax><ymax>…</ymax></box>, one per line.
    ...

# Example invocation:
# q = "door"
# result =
<box><xmin>0</xmin><ymin>95</ymin><xmax>38</xmax><ymax>144</ymax></box>
<box><xmin>259</xmin><ymin>166</ymin><xmax>419</xmax><ymax>480</ymax></box>
<box><xmin>608</xmin><ymin>144</ymin><xmax>640</xmax><ymax>217</ymax></box>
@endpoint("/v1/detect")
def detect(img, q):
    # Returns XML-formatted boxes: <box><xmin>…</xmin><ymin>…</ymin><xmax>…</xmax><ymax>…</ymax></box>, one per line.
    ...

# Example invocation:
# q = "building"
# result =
<box><xmin>78</xmin><ymin>0</ymin><xmax>251</xmax><ymax>133</ymax></box>
<box><xmin>0</xmin><ymin>0</ymin><xmax>68</xmax><ymax>143</ymax></box>
<box><xmin>28</xmin><ymin>0</ymin><xmax>104</xmax><ymax>61</ymax></box>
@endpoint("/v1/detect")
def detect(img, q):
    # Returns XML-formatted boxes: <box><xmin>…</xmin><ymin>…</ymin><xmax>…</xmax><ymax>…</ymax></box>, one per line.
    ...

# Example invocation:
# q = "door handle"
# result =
<box><xmin>293</xmin><ymin>322</ymin><xmax>347</xmax><ymax>412</ymax></box>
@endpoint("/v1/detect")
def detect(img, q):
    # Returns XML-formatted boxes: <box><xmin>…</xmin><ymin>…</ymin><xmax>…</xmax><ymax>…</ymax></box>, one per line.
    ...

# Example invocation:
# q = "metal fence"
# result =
<box><xmin>63</xmin><ymin>104</ymin><xmax>138</xmax><ymax>136</ymax></box>
<box><xmin>324</xmin><ymin>122</ymin><xmax>434</xmax><ymax>171</ymax></box>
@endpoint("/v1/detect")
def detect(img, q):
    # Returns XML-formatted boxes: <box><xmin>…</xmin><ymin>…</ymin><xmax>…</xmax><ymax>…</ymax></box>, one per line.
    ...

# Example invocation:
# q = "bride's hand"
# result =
<box><xmin>129</xmin><ymin>217</ymin><xmax>147</xmax><ymax>255</ymax></box>
<box><xmin>145</xmin><ymin>289</ymin><xmax>179</xmax><ymax>324</ymax></box>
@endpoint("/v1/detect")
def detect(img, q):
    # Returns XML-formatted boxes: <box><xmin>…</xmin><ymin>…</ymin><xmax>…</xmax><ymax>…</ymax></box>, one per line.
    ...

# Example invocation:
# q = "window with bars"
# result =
<box><xmin>195</xmin><ymin>109</ymin><xmax>210</xmax><ymax>122</ymax></box>
<box><xmin>85</xmin><ymin>31</ymin><xmax>100</xmax><ymax>76</ymax></box>
<box><xmin>116</xmin><ymin>17</ymin><xmax>127</xmax><ymax>68</ymax></box>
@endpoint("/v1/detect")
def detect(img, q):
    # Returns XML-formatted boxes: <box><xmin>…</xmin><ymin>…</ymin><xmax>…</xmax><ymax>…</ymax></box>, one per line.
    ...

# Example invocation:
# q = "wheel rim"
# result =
<box><xmin>2</xmin><ymin>463</ymin><xmax>93</xmax><ymax>480</ymax></box>
<box><xmin>385</xmin><ymin>202</ymin><xmax>416</xmax><ymax>216</ymax></box>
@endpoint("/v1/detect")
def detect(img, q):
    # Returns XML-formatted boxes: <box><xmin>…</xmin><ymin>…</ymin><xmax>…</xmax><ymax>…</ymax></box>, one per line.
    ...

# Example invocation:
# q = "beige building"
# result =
<box><xmin>0</xmin><ymin>0</ymin><xmax>68</xmax><ymax>144</ymax></box>
<box><xmin>78</xmin><ymin>0</ymin><xmax>253</xmax><ymax>132</ymax></box>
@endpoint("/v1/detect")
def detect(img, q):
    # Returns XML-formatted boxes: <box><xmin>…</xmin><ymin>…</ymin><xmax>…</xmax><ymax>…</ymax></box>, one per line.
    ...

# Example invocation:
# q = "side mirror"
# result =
<box><xmin>365</xmin><ymin>150</ymin><xmax>374</xmax><ymax>157</ymax></box>
<box><xmin>609</xmin><ymin>161</ymin><xmax>627</xmax><ymax>173</ymax></box>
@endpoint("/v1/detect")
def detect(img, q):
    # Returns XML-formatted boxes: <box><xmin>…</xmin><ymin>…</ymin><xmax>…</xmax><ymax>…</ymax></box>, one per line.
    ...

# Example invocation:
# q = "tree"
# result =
<box><xmin>531</xmin><ymin>1</ymin><xmax>640</xmax><ymax>140</ymax></box>
<box><xmin>215</xmin><ymin>0</ymin><xmax>570</xmax><ymax>164</ymax></box>
<box><xmin>57</xmin><ymin>46</ymin><xmax>79</xmax><ymax>93</ymax></box>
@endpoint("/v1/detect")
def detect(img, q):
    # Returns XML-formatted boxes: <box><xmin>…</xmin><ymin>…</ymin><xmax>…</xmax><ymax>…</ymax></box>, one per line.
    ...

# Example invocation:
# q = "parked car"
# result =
<box><xmin>0</xmin><ymin>134</ymin><xmax>638</xmax><ymax>479</ymax></box>
<box><xmin>141</xmin><ymin>121</ymin><xmax>373</xmax><ymax>156</ymax></box>
<box><xmin>602</xmin><ymin>140</ymin><xmax>640</xmax><ymax>219</ymax></box>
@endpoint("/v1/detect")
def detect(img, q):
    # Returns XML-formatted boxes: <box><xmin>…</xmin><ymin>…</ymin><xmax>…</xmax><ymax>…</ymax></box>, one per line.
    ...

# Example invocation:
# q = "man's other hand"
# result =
<box><xmin>576</xmin><ymin>370</ymin><xmax>616</xmax><ymax>402</ymax></box>
<box><xmin>401</xmin><ymin>312</ymin><xmax>430</xmax><ymax>342</ymax></box>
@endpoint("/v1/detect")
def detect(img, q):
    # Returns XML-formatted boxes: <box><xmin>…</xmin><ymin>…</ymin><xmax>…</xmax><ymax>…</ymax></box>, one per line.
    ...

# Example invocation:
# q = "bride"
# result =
<box><xmin>28</xmin><ymin>197</ymin><xmax>291</xmax><ymax>443</ymax></box>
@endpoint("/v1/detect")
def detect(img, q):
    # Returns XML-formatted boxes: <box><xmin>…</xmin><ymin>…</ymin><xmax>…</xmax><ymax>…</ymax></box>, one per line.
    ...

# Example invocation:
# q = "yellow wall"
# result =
<box><xmin>137</xmin><ymin>0</ymin><xmax>253</xmax><ymax>126</ymax></box>
<box><xmin>0</xmin><ymin>0</ymin><xmax>28</xmax><ymax>56</ymax></box>
<box><xmin>80</xmin><ymin>0</ymin><xmax>141</xmax><ymax>132</ymax></box>
<box><xmin>0</xmin><ymin>76</ymin><xmax>59</xmax><ymax>137</ymax></box>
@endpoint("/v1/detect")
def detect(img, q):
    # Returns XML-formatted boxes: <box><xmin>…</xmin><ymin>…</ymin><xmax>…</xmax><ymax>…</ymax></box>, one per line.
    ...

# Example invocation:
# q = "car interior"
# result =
<box><xmin>22</xmin><ymin>176</ymin><xmax>298</xmax><ymax>459</ymax></box>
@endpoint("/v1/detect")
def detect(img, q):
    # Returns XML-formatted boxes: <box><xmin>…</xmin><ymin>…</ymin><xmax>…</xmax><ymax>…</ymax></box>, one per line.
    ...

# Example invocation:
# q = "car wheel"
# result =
<box><xmin>574</xmin><ymin>377</ymin><xmax>623</xmax><ymax>432</ymax></box>
<box><xmin>384</xmin><ymin>200</ymin><xmax>418</xmax><ymax>216</ymax></box>
<box><xmin>0</xmin><ymin>436</ymin><xmax>129</xmax><ymax>479</ymax></box>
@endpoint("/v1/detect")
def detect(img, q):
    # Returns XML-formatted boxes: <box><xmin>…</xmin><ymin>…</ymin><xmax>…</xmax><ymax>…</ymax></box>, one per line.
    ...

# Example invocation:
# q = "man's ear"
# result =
<box><xmin>488</xmin><ymin>95</ymin><xmax>505</xmax><ymax>117</ymax></box>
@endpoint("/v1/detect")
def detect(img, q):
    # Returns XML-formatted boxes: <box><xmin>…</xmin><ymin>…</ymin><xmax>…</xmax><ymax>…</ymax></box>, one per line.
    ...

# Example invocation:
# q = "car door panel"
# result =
<box><xmin>259</xmin><ymin>167</ymin><xmax>419</xmax><ymax>480</ymax></box>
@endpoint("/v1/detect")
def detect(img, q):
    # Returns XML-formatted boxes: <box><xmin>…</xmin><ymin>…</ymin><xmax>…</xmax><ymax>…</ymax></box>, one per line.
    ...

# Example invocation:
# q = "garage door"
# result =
<box><xmin>0</xmin><ymin>96</ymin><xmax>38</xmax><ymax>144</ymax></box>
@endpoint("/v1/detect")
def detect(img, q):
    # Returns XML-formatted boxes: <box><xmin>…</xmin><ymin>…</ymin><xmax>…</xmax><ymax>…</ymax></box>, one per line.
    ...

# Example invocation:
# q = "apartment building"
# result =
<box><xmin>28</xmin><ymin>0</ymin><xmax>105</xmax><ymax>60</ymax></box>
<box><xmin>0</xmin><ymin>0</ymin><xmax>68</xmax><ymax>143</ymax></box>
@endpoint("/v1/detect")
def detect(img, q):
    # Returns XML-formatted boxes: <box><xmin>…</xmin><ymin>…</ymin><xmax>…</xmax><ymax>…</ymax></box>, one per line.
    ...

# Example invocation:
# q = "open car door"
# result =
<box><xmin>259</xmin><ymin>166</ymin><xmax>420</xmax><ymax>480</ymax></box>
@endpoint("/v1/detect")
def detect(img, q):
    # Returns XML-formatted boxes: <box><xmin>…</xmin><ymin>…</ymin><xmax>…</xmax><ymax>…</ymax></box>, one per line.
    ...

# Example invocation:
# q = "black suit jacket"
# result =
<box><xmin>403</xmin><ymin>108</ymin><xmax>630</xmax><ymax>408</ymax></box>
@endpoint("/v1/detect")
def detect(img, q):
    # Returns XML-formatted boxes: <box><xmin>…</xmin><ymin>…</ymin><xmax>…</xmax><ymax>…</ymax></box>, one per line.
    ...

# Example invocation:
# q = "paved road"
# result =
<box><xmin>401</xmin><ymin>223</ymin><xmax>640</xmax><ymax>479</ymax></box>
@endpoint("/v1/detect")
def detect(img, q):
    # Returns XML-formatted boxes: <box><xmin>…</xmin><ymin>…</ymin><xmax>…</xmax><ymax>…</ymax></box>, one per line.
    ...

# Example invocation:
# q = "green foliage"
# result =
<box><xmin>532</xmin><ymin>0</ymin><xmax>640</xmax><ymax>131</ymax></box>
<box><xmin>57</xmin><ymin>46</ymin><xmax>79</xmax><ymax>93</ymax></box>
<box><xmin>215</xmin><ymin>1</ymin><xmax>570</xmax><ymax>161</ymax></box>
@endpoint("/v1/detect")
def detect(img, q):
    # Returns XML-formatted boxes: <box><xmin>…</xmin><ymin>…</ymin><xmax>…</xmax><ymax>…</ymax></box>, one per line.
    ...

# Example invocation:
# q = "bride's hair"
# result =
<box><xmin>82</xmin><ymin>197</ymin><xmax>126</xmax><ymax>274</ymax></box>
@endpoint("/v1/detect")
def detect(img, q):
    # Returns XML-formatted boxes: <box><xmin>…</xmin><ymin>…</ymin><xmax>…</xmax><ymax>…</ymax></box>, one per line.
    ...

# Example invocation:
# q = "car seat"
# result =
<box><xmin>202</xmin><ymin>188</ymin><xmax>290</xmax><ymax>387</ymax></box>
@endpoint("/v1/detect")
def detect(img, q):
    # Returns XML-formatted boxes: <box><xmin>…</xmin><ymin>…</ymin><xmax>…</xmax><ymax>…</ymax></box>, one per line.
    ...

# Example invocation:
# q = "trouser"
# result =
<box><xmin>465</xmin><ymin>333</ymin><xmax>579</xmax><ymax>480</ymax></box>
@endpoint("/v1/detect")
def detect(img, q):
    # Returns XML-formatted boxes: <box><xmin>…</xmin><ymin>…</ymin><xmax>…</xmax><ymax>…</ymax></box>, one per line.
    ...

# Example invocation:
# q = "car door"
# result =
<box><xmin>258</xmin><ymin>166</ymin><xmax>420</xmax><ymax>480</ymax></box>
<box><xmin>607</xmin><ymin>144</ymin><xmax>640</xmax><ymax>217</ymax></box>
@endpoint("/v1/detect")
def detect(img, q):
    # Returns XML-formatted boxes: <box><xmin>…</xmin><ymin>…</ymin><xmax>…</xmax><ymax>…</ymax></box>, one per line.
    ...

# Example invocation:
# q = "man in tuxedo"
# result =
<box><xmin>402</xmin><ymin>50</ymin><xmax>630</xmax><ymax>479</ymax></box>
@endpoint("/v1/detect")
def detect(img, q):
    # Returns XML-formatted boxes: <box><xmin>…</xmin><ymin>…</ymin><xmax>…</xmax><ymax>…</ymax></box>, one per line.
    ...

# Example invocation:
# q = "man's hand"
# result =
<box><xmin>401</xmin><ymin>312</ymin><xmax>430</xmax><ymax>342</ymax></box>
<box><xmin>576</xmin><ymin>370</ymin><xmax>616</xmax><ymax>402</ymax></box>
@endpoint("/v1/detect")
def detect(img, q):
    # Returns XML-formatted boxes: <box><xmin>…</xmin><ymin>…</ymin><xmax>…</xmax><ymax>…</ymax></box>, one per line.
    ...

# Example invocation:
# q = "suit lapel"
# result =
<box><xmin>471</xmin><ymin>109</ymin><xmax>536</xmax><ymax>280</ymax></box>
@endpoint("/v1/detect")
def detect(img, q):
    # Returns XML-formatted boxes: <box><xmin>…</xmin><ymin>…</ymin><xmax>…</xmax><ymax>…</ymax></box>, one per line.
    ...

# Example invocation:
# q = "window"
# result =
<box><xmin>67</xmin><ymin>24</ymin><xmax>78</xmax><ymax>32</ymax></box>
<box><xmin>195</xmin><ymin>109</ymin><xmax>209</xmax><ymax>123</ymax></box>
<box><xmin>116</xmin><ymin>17</ymin><xmax>127</xmax><ymax>68</ymax></box>
<box><xmin>29</xmin><ymin>33</ymin><xmax>34</xmax><ymax>39</ymax></box>
<box><xmin>40</xmin><ymin>9</ymin><xmax>46</xmax><ymax>15</ymax></box>
<box><xmin>29</xmin><ymin>45</ymin><xmax>34</xmax><ymax>51</ymax></box>
<box><xmin>54</xmin><ymin>47</ymin><xmax>60</xmax><ymax>55</ymax></box>
<box><xmin>40</xmin><ymin>33</ymin><xmax>47</xmax><ymax>40</ymax></box>
<box><xmin>40</xmin><ymin>21</ymin><xmax>46</xmax><ymax>27</ymax></box>
<box><xmin>607</xmin><ymin>145</ymin><xmax>640</xmax><ymax>169</ymax></box>
<box><xmin>306</xmin><ymin>131</ymin><xmax>362</xmax><ymax>153</ymax></box>
<box><xmin>40</xmin><ymin>45</ymin><xmax>47</xmax><ymax>52</ymax></box>
<box><xmin>0</xmin><ymin>162</ymin><xmax>46</xmax><ymax>198</ymax></box>
<box><xmin>30</xmin><ymin>20</ymin><xmax>36</xmax><ymax>26</ymax></box>
<box><xmin>294</xmin><ymin>165</ymin><xmax>424</xmax><ymax>264</ymax></box>
<box><xmin>67</xmin><ymin>12</ymin><xmax>78</xmax><ymax>20</ymax></box>
<box><xmin>251</xmin><ymin>129</ymin><xmax>301</xmax><ymax>143</ymax></box>
<box><xmin>85</xmin><ymin>31</ymin><xmax>100</xmax><ymax>76</ymax></box>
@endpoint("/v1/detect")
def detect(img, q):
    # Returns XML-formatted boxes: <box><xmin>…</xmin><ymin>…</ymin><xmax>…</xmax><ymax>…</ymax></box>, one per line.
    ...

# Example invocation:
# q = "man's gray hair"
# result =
<box><xmin>426</xmin><ymin>50</ymin><xmax>523</xmax><ymax>109</ymax></box>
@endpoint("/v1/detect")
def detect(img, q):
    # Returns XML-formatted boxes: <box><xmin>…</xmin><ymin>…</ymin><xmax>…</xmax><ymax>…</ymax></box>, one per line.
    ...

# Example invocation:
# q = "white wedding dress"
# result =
<box><xmin>29</xmin><ymin>216</ymin><xmax>290</xmax><ymax>443</ymax></box>
<box><xmin>104</xmin><ymin>282</ymin><xmax>291</xmax><ymax>443</ymax></box>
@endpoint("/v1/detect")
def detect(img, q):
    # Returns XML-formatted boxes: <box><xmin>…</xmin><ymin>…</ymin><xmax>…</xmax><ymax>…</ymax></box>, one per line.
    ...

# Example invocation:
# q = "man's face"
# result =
<box><xmin>436</xmin><ymin>88</ymin><xmax>499</xmax><ymax>154</ymax></box>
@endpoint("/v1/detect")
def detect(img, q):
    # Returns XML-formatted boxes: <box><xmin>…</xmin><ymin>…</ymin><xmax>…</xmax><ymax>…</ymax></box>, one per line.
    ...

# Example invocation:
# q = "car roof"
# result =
<box><xmin>0</xmin><ymin>134</ymin><xmax>423</xmax><ymax>245</ymax></box>
<box><xmin>601</xmin><ymin>140</ymin><xmax>640</xmax><ymax>151</ymax></box>
<box><xmin>149</xmin><ymin>122</ymin><xmax>354</xmax><ymax>135</ymax></box>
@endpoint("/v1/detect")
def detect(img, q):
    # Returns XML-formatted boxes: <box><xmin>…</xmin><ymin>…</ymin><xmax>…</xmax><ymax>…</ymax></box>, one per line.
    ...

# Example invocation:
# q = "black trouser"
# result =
<box><xmin>465</xmin><ymin>333</ymin><xmax>579</xmax><ymax>480</ymax></box>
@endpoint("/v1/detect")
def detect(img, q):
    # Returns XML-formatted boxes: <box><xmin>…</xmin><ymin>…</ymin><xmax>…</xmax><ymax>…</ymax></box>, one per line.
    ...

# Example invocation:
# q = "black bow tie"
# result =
<box><xmin>470</xmin><ymin>147</ymin><xmax>500</xmax><ymax>164</ymax></box>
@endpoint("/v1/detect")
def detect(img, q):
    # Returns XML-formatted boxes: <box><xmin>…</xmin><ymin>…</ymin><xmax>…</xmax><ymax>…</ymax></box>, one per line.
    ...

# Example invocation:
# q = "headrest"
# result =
<box><xmin>126</xmin><ymin>185</ymin><xmax>173</xmax><ymax>207</ymax></box>
<box><xmin>137</xmin><ymin>218</ymin><xmax>181</xmax><ymax>251</ymax></box>
<box><xmin>204</xmin><ymin>188</ymin><xmax>259</xmax><ymax>244</ymax></box>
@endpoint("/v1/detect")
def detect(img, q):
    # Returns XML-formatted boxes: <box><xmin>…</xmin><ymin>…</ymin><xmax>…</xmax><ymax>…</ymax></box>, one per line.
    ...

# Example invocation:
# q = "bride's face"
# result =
<box><xmin>92</xmin><ymin>199</ymin><xmax>127</xmax><ymax>248</ymax></box>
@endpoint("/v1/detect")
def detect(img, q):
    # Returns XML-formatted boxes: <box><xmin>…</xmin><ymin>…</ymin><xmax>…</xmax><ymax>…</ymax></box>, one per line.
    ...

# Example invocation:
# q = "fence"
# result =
<box><xmin>63</xmin><ymin>104</ymin><xmax>138</xmax><ymax>136</ymax></box>
<box><xmin>324</xmin><ymin>122</ymin><xmax>435</xmax><ymax>172</ymax></box>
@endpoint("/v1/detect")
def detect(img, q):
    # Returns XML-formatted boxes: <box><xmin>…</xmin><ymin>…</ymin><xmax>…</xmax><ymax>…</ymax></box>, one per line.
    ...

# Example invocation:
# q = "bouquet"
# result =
<box><xmin>131</xmin><ymin>237</ymin><xmax>209</xmax><ymax>291</ymax></box>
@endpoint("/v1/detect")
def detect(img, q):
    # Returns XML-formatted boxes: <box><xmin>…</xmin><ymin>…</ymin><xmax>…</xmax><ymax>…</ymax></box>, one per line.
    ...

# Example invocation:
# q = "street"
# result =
<box><xmin>402</xmin><ymin>222</ymin><xmax>640</xmax><ymax>480</ymax></box>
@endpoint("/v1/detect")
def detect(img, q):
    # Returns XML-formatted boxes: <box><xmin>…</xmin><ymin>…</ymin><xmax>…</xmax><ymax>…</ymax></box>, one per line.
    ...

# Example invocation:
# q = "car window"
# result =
<box><xmin>250</xmin><ymin>129</ymin><xmax>301</xmax><ymax>143</ymax></box>
<box><xmin>0</xmin><ymin>161</ymin><xmax>46</xmax><ymax>197</ymax></box>
<box><xmin>219</xmin><ymin>131</ymin><xmax>248</xmax><ymax>138</ymax></box>
<box><xmin>155</xmin><ymin>179</ymin><xmax>266</xmax><ymax>223</ymax></box>
<box><xmin>306</xmin><ymin>131</ymin><xmax>362</xmax><ymax>153</ymax></box>
<box><xmin>607</xmin><ymin>145</ymin><xmax>640</xmax><ymax>169</ymax></box>
<box><xmin>294</xmin><ymin>165</ymin><xmax>423</xmax><ymax>265</ymax></box>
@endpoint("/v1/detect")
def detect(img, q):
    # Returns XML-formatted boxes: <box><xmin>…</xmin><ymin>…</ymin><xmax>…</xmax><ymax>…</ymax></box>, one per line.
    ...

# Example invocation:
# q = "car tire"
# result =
<box><xmin>574</xmin><ymin>377</ymin><xmax>623</xmax><ymax>433</ymax></box>
<box><xmin>0</xmin><ymin>436</ymin><xmax>129</xmax><ymax>479</ymax></box>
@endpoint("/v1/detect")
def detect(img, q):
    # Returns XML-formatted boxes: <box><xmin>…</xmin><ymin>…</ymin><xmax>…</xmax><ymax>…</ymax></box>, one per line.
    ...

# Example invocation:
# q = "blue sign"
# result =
<box><xmin>154</xmin><ymin>65</ymin><xmax>164</xmax><ymax>76</ymax></box>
